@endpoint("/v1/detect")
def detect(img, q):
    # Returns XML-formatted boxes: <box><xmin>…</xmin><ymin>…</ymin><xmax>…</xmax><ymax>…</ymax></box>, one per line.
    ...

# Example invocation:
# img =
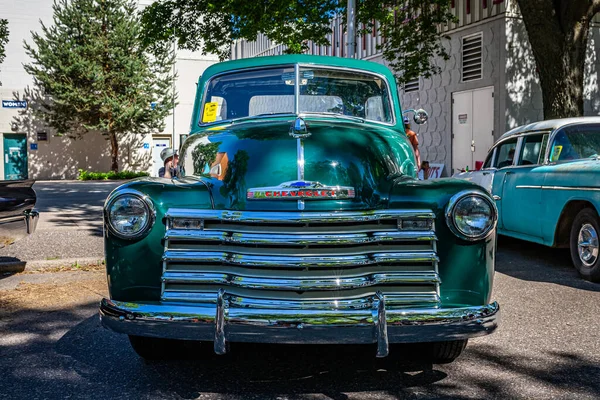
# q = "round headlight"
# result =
<box><xmin>446</xmin><ymin>191</ymin><xmax>497</xmax><ymax>241</ymax></box>
<box><xmin>105</xmin><ymin>190</ymin><xmax>155</xmax><ymax>239</ymax></box>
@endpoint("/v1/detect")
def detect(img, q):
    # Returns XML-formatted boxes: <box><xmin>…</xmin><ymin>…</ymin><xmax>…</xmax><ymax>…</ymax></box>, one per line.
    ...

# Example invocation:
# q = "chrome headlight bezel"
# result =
<box><xmin>104</xmin><ymin>189</ymin><xmax>156</xmax><ymax>240</ymax></box>
<box><xmin>445</xmin><ymin>190</ymin><xmax>497</xmax><ymax>241</ymax></box>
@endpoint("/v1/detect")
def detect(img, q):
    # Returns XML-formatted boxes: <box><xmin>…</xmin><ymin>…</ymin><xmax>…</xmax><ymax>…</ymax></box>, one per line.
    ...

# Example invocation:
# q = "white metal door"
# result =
<box><xmin>472</xmin><ymin>87</ymin><xmax>494</xmax><ymax>167</ymax></box>
<box><xmin>452</xmin><ymin>86</ymin><xmax>494</xmax><ymax>173</ymax></box>
<box><xmin>452</xmin><ymin>91</ymin><xmax>473</xmax><ymax>173</ymax></box>
<box><xmin>152</xmin><ymin>137</ymin><xmax>171</xmax><ymax>177</ymax></box>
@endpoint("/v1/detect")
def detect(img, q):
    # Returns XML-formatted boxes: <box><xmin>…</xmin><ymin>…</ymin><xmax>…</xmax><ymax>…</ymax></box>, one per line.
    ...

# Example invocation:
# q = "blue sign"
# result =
<box><xmin>143</xmin><ymin>142</ymin><xmax>150</xmax><ymax>149</ymax></box>
<box><xmin>2</xmin><ymin>100</ymin><xmax>28</xmax><ymax>108</ymax></box>
<box><xmin>30</xmin><ymin>143</ymin><xmax>38</xmax><ymax>150</ymax></box>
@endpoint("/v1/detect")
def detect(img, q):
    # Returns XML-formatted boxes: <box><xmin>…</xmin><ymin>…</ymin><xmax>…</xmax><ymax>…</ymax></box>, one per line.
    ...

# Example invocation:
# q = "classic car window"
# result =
<box><xmin>550</xmin><ymin>125</ymin><xmax>600</xmax><ymax>162</ymax></box>
<box><xmin>202</xmin><ymin>67</ymin><xmax>295</xmax><ymax>123</ymax></box>
<box><xmin>482</xmin><ymin>148</ymin><xmax>495</xmax><ymax>169</ymax></box>
<box><xmin>201</xmin><ymin>66</ymin><xmax>393</xmax><ymax>124</ymax></box>
<box><xmin>299</xmin><ymin>68</ymin><xmax>393</xmax><ymax>123</ymax></box>
<box><xmin>518</xmin><ymin>134</ymin><xmax>546</xmax><ymax>166</ymax></box>
<box><xmin>494</xmin><ymin>139</ymin><xmax>518</xmax><ymax>168</ymax></box>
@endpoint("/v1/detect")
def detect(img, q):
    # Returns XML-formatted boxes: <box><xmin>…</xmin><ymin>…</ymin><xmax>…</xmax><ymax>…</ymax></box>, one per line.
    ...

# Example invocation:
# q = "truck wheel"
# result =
<box><xmin>570</xmin><ymin>208</ymin><xmax>600</xmax><ymax>283</ymax></box>
<box><xmin>128</xmin><ymin>335</ymin><xmax>201</xmax><ymax>360</ymax></box>
<box><xmin>430</xmin><ymin>340</ymin><xmax>468</xmax><ymax>364</ymax></box>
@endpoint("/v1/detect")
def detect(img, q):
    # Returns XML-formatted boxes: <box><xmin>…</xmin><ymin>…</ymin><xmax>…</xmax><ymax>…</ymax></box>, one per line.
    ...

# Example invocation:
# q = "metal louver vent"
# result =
<box><xmin>462</xmin><ymin>33</ymin><xmax>483</xmax><ymax>82</ymax></box>
<box><xmin>404</xmin><ymin>78</ymin><xmax>420</xmax><ymax>93</ymax></box>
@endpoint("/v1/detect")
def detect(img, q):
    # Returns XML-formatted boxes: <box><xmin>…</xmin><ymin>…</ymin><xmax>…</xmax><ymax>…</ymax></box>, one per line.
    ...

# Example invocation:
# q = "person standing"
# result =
<box><xmin>158</xmin><ymin>148</ymin><xmax>179</xmax><ymax>179</ymax></box>
<box><xmin>404</xmin><ymin>117</ymin><xmax>421</xmax><ymax>172</ymax></box>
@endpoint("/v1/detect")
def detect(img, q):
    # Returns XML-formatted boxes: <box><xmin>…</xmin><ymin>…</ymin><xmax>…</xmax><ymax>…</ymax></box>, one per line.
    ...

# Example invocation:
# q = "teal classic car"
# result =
<box><xmin>455</xmin><ymin>117</ymin><xmax>600</xmax><ymax>282</ymax></box>
<box><xmin>100</xmin><ymin>55</ymin><xmax>499</xmax><ymax>363</ymax></box>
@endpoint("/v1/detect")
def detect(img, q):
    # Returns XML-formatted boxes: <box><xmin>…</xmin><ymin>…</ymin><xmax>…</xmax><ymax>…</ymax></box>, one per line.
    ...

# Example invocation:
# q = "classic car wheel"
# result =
<box><xmin>128</xmin><ymin>335</ymin><xmax>205</xmax><ymax>360</ymax></box>
<box><xmin>429</xmin><ymin>339</ymin><xmax>468</xmax><ymax>364</ymax></box>
<box><xmin>570</xmin><ymin>208</ymin><xmax>600</xmax><ymax>283</ymax></box>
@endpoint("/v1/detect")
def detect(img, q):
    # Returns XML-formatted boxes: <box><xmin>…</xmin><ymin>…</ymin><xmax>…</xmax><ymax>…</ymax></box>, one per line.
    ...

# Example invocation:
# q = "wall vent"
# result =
<box><xmin>462</xmin><ymin>33</ymin><xmax>483</xmax><ymax>82</ymax></box>
<box><xmin>403</xmin><ymin>77</ymin><xmax>420</xmax><ymax>93</ymax></box>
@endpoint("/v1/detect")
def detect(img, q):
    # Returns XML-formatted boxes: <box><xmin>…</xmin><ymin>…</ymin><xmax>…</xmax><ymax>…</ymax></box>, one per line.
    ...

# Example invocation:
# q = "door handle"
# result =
<box><xmin>492</xmin><ymin>195</ymin><xmax>501</xmax><ymax>201</ymax></box>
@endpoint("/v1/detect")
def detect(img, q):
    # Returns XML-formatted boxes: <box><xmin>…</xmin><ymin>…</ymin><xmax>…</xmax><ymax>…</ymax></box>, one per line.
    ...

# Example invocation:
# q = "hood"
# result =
<box><xmin>180</xmin><ymin>118</ymin><xmax>415</xmax><ymax>211</ymax></box>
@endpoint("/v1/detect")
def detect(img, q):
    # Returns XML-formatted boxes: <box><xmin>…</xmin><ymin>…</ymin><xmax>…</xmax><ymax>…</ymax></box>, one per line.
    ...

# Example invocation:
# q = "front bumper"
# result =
<box><xmin>100</xmin><ymin>292</ymin><xmax>499</xmax><ymax>357</ymax></box>
<box><xmin>0</xmin><ymin>209</ymin><xmax>39</xmax><ymax>248</ymax></box>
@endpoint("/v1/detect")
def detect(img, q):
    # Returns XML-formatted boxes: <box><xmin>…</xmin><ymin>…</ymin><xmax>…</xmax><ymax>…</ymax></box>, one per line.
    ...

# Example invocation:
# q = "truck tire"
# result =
<box><xmin>570</xmin><ymin>208</ymin><xmax>600</xmax><ymax>283</ymax></box>
<box><xmin>128</xmin><ymin>335</ymin><xmax>202</xmax><ymax>360</ymax></box>
<box><xmin>430</xmin><ymin>340</ymin><xmax>468</xmax><ymax>364</ymax></box>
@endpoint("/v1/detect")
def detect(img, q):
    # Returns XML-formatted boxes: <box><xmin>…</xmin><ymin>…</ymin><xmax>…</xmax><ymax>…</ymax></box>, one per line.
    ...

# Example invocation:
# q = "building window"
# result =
<box><xmin>462</xmin><ymin>32</ymin><xmax>483</xmax><ymax>82</ymax></box>
<box><xmin>403</xmin><ymin>77</ymin><xmax>420</xmax><ymax>93</ymax></box>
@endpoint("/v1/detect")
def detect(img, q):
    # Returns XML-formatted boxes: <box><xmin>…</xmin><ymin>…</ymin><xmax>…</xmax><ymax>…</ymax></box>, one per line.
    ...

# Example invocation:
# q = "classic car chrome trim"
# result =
<box><xmin>161</xmin><ymin>271</ymin><xmax>442</xmax><ymax>290</ymax></box>
<box><xmin>162</xmin><ymin>250</ymin><xmax>439</xmax><ymax>267</ymax></box>
<box><xmin>165</xmin><ymin>208</ymin><xmax>436</xmax><ymax>223</ymax></box>
<box><xmin>104</xmin><ymin>189</ymin><xmax>156</xmax><ymax>240</ymax></box>
<box><xmin>375</xmin><ymin>291</ymin><xmax>389</xmax><ymax>357</ymax></box>
<box><xmin>24</xmin><ymin>209</ymin><xmax>39</xmax><ymax>235</ymax></box>
<box><xmin>516</xmin><ymin>185</ymin><xmax>600</xmax><ymax>191</ymax></box>
<box><xmin>197</xmin><ymin>63</ymin><xmax>396</xmax><ymax>128</ymax></box>
<box><xmin>445</xmin><ymin>190</ymin><xmax>498</xmax><ymax>241</ymax></box>
<box><xmin>100</xmin><ymin>298</ymin><xmax>499</xmax><ymax>356</ymax></box>
<box><xmin>165</xmin><ymin>230</ymin><xmax>437</xmax><ymax>245</ymax></box>
<box><xmin>492</xmin><ymin>195</ymin><xmax>501</xmax><ymax>201</ymax></box>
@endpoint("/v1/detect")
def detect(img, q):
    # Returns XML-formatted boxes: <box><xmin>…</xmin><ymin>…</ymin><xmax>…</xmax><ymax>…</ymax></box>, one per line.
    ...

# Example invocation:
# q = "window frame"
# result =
<box><xmin>515</xmin><ymin>132</ymin><xmax>549</xmax><ymax>167</ymax></box>
<box><xmin>198</xmin><ymin>64</ymin><xmax>397</xmax><ymax>128</ymax></box>
<box><xmin>492</xmin><ymin>137</ymin><xmax>519</xmax><ymax>169</ymax></box>
<box><xmin>547</xmin><ymin>123</ymin><xmax>600</xmax><ymax>164</ymax></box>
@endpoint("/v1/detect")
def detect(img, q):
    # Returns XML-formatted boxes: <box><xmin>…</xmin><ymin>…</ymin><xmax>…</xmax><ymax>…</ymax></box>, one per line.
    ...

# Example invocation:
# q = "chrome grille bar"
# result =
<box><xmin>162</xmin><ymin>271</ymin><xmax>441</xmax><ymax>290</ymax></box>
<box><xmin>163</xmin><ymin>250</ymin><xmax>438</xmax><ymax>267</ymax></box>
<box><xmin>165</xmin><ymin>230</ymin><xmax>437</xmax><ymax>245</ymax></box>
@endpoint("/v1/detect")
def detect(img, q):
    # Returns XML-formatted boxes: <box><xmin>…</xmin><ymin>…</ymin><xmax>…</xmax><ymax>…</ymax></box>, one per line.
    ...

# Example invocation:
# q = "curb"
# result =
<box><xmin>0</xmin><ymin>257</ymin><xmax>104</xmax><ymax>273</ymax></box>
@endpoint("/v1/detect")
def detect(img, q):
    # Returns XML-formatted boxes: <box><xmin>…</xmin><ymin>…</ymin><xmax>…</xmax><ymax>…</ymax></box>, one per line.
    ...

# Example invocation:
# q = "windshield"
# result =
<box><xmin>549</xmin><ymin>125</ymin><xmax>600</xmax><ymax>162</ymax></box>
<box><xmin>200</xmin><ymin>66</ymin><xmax>393</xmax><ymax>124</ymax></box>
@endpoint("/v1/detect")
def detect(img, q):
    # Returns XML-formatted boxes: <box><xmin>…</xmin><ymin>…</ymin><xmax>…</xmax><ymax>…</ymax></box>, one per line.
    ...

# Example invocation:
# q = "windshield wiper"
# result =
<box><xmin>230</xmin><ymin>113</ymin><xmax>294</xmax><ymax>124</ymax></box>
<box><xmin>302</xmin><ymin>112</ymin><xmax>366</xmax><ymax>123</ymax></box>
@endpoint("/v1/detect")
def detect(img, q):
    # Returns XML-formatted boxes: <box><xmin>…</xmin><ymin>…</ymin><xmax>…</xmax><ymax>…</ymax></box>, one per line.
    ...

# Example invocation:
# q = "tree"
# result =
<box><xmin>516</xmin><ymin>0</ymin><xmax>600</xmax><ymax>118</ymax></box>
<box><xmin>24</xmin><ymin>0</ymin><xmax>176</xmax><ymax>172</ymax></box>
<box><xmin>0</xmin><ymin>19</ymin><xmax>8</xmax><ymax>86</ymax></box>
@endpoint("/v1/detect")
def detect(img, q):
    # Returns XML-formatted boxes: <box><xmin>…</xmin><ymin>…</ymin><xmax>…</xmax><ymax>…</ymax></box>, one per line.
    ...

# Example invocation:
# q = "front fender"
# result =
<box><xmin>389</xmin><ymin>177</ymin><xmax>496</xmax><ymax>308</ymax></box>
<box><xmin>104</xmin><ymin>178</ymin><xmax>212</xmax><ymax>301</ymax></box>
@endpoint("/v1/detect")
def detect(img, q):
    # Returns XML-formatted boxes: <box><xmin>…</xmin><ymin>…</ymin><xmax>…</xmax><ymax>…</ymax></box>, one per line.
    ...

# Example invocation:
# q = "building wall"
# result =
<box><xmin>398</xmin><ymin>17</ymin><xmax>506</xmax><ymax>175</ymax></box>
<box><xmin>0</xmin><ymin>0</ymin><xmax>218</xmax><ymax>180</ymax></box>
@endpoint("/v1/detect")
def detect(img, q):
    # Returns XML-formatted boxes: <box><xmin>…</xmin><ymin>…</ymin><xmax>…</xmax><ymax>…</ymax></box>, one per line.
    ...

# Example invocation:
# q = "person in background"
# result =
<box><xmin>159</xmin><ymin>148</ymin><xmax>179</xmax><ymax>178</ymax></box>
<box><xmin>404</xmin><ymin>116</ymin><xmax>421</xmax><ymax>171</ymax></box>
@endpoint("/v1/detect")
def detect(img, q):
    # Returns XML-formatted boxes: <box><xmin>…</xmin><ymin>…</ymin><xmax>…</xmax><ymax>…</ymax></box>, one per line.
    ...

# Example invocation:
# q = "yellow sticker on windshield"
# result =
<box><xmin>551</xmin><ymin>145</ymin><xmax>563</xmax><ymax>162</ymax></box>
<box><xmin>202</xmin><ymin>102</ymin><xmax>218</xmax><ymax>123</ymax></box>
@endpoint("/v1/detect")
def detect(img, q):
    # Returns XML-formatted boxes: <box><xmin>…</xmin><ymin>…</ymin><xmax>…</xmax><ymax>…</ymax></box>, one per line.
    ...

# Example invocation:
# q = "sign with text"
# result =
<box><xmin>418</xmin><ymin>163</ymin><xmax>445</xmax><ymax>180</ymax></box>
<box><xmin>2</xmin><ymin>100</ymin><xmax>28</xmax><ymax>109</ymax></box>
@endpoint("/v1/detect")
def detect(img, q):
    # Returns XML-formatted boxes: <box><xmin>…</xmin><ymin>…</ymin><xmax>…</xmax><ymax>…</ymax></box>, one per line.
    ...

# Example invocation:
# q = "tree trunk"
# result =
<box><xmin>109</xmin><ymin>131</ymin><xmax>119</xmax><ymax>172</ymax></box>
<box><xmin>517</xmin><ymin>0</ymin><xmax>597</xmax><ymax>119</ymax></box>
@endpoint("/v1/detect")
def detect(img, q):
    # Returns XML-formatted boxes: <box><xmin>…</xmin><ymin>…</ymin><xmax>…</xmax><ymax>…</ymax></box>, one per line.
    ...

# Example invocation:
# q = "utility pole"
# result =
<box><xmin>346</xmin><ymin>0</ymin><xmax>356</xmax><ymax>58</ymax></box>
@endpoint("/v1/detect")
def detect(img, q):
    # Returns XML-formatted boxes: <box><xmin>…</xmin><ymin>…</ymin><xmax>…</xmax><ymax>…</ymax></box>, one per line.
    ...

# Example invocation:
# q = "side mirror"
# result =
<box><xmin>402</xmin><ymin>108</ymin><xmax>429</xmax><ymax>125</ymax></box>
<box><xmin>413</xmin><ymin>109</ymin><xmax>428</xmax><ymax>125</ymax></box>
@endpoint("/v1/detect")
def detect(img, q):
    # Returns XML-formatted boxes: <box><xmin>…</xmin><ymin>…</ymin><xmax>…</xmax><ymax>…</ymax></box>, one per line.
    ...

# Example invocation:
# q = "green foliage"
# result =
<box><xmin>0</xmin><ymin>19</ymin><xmax>8</xmax><ymax>86</ymax></box>
<box><xmin>24</xmin><ymin>0</ymin><xmax>176</xmax><ymax>171</ymax></box>
<box><xmin>77</xmin><ymin>168</ymin><xmax>149</xmax><ymax>180</ymax></box>
<box><xmin>357</xmin><ymin>1</ymin><xmax>457</xmax><ymax>85</ymax></box>
<box><xmin>140</xmin><ymin>1</ymin><xmax>456</xmax><ymax>84</ymax></box>
<box><xmin>141</xmin><ymin>0</ymin><xmax>340</xmax><ymax>60</ymax></box>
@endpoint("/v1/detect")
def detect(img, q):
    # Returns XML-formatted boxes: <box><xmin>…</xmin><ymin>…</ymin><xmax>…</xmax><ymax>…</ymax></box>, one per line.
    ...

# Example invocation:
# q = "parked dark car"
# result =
<box><xmin>0</xmin><ymin>180</ymin><xmax>38</xmax><ymax>249</ymax></box>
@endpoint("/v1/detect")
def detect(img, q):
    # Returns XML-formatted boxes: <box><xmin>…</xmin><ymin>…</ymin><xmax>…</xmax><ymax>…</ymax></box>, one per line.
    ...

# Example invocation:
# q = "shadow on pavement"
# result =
<box><xmin>496</xmin><ymin>235</ymin><xmax>600</xmax><ymax>292</ymax></box>
<box><xmin>1</xmin><ymin>300</ymin><xmax>598</xmax><ymax>399</ymax></box>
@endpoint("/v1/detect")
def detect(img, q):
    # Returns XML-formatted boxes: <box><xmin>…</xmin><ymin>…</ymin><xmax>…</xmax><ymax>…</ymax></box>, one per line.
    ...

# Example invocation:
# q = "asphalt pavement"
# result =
<box><xmin>0</xmin><ymin>181</ymin><xmax>599</xmax><ymax>399</ymax></box>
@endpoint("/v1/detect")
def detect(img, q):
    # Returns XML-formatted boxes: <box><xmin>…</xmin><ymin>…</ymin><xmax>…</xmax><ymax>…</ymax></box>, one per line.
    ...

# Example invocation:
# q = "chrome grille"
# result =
<box><xmin>161</xmin><ymin>209</ymin><xmax>440</xmax><ymax>309</ymax></box>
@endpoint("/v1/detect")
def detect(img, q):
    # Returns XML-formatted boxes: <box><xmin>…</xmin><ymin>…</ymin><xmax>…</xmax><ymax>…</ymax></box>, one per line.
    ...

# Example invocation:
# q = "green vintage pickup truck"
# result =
<box><xmin>100</xmin><ymin>55</ymin><xmax>499</xmax><ymax>363</ymax></box>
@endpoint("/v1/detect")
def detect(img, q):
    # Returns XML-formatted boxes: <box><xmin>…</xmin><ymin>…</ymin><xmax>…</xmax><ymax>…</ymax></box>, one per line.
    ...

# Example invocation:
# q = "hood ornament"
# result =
<box><xmin>289</xmin><ymin>117</ymin><xmax>311</xmax><ymax>138</ymax></box>
<box><xmin>247</xmin><ymin>180</ymin><xmax>355</xmax><ymax>200</ymax></box>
